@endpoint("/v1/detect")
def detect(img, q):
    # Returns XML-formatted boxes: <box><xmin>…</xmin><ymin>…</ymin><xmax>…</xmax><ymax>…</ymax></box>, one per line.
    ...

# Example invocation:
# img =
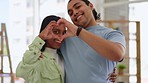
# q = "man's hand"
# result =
<box><xmin>57</xmin><ymin>18</ymin><xmax>78</xmax><ymax>38</ymax></box>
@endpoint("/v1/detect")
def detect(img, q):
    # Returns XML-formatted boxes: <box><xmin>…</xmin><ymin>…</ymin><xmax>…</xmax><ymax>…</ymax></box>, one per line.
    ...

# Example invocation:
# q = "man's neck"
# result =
<box><xmin>84</xmin><ymin>20</ymin><xmax>97</xmax><ymax>29</ymax></box>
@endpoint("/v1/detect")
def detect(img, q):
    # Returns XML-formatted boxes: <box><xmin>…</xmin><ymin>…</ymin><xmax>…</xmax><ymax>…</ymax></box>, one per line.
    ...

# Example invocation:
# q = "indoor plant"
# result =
<box><xmin>117</xmin><ymin>64</ymin><xmax>126</xmax><ymax>75</ymax></box>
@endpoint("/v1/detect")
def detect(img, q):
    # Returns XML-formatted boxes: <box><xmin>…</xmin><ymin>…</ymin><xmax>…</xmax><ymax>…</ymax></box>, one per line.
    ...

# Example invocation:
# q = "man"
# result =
<box><xmin>57</xmin><ymin>0</ymin><xmax>126</xmax><ymax>83</ymax></box>
<box><xmin>16</xmin><ymin>15</ymin><xmax>117</xmax><ymax>83</ymax></box>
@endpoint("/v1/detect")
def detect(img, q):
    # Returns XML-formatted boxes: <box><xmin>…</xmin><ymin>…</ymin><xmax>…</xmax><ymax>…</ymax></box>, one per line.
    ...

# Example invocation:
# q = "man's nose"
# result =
<box><xmin>74</xmin><ymin>10</ymin><xmax>78</xmax><ymax>17</ymax></box>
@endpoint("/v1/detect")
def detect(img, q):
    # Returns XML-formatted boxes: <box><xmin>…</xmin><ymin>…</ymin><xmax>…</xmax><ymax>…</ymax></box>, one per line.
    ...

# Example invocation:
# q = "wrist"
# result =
<box><xmin>38</xmin><ymin>35</ymin><xmax>45</xmax><ymax>40</ymax></box>
<box><xmin>76</xmin><ymin>27</ymin><xmax>83</xmax><ymax>36</ymax></box>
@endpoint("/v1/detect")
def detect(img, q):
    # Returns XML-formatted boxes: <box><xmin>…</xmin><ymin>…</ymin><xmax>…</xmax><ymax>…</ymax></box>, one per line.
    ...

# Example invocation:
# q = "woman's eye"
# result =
<box><xmin>53</xmin><ymin>30</ymin><xmax>59</xmax><ymax>34</ymax></box>
<box><xmin>52</xmin><ymin>27</ymin><xmax>60</xmax><ymax>34</ymax></box>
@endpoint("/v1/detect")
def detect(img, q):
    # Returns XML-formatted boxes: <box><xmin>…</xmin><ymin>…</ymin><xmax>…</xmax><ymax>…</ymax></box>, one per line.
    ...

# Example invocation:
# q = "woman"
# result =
<box><xmin>16</xmin><ymin>15</ymin><xmax>117</xmax><ymax>83</ymax></box>
<box><xmin>16</xmin><ymin>15</ymin><xmax>65</xmax><ymax>83</ymax></box>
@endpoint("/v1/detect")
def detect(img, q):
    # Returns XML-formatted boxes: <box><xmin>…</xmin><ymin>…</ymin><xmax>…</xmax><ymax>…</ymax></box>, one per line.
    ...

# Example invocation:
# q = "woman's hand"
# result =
<box><xmin>38</xmin><ymin>21</ymin><xmax>58</xmax><ymax>40</ymax></box>
<box><xmin>107</xmin><ymin>67</ymin><xmax>117</xmax><ymax>83</ymax></box>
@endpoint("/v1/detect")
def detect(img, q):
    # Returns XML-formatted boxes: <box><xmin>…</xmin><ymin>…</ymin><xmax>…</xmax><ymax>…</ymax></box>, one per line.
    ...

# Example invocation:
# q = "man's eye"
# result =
<box><xmin>75</xmin><ymin>5</ymin><xmax>81</xmax><ymax>9</ymax></box>
<box><xmin>68</xmin><ymin>11</ymin><xmax>73</xmax><ymax>16</ymax></box>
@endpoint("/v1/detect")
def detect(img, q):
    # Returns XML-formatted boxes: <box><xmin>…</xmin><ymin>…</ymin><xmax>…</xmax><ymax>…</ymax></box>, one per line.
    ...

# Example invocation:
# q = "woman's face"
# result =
<box><xmin>46</xmin><ymin>23</ymin><xmax>66</xmax><ymax>49</ymax></box>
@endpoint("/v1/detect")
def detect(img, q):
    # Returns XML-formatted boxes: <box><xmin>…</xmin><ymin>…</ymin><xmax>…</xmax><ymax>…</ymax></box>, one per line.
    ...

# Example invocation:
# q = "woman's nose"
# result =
<box><xmin>57</xmin><ymin>34</ymin><xmax>64</xmax><ymax>42</ymax></box>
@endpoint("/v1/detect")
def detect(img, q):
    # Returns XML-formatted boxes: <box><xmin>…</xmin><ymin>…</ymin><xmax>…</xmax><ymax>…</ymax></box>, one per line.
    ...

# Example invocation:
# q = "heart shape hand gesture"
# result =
<box><xmin>38</xmin><ymin>21</ymin><xmax>63</xmax><ymax>41</ymax></box>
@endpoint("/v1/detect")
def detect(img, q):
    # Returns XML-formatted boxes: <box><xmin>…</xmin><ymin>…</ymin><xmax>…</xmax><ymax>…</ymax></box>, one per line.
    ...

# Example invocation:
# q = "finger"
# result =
<box><xmin>57</xmin><ymin>18</ymin><xmax>65</xmax><ymax>25</ymax></box>
<box><xmin>42</xmin><ymin>21</ymin><xmax>57</xmax><ymax>35</ymax></box>
<box><xmin>108</xmin><ymin>73</ymin><xmax>111</xmax><ymax>76</ymax></box>
<box><xmin>57</xmin><ymin>18</ymin><xmax>72</xmax><ymax>29</ymax></box>
<box><xmin>46</xmin><ymin>23</ymin><xmax>59</xmax><ymax>39</ymax></box>
<box><xmin>109</xmin><ymin>78</ymin><xmax>116</xmax><ymax>81</ymax></box>
<box><xmin>48</xmin><ymin>21</ymin><xmax>57</xmax><ymax>26</ymax></box>
<box><xmin>113</xmin><ymin>67</ymin><xmax>116</xmax><ymax>73</ymax></box>
<box><xmin>60</xmin><ymin>34</ymin><xmax>67</xmax><ymax>41</ymax></box>
<box><xmin>62</xmin><ymin>33</ymin><xmax>68</xmax><ymax>39</ymax></box>
<box><xmin>107</xmin><ymin>73</ymin><xmax>111</xmax><ymax>80</ymax></box>
<box><xmin>107</xmin><ymin>73</ymin><xmax>117</xmax><ymax>81</ymax></box>
<box><xmin>109</xmin><ymin>74</ymin><xmax>117</xmax><ymax>82</ymax></box>
<box><xmin>40</xmin><ymin>22</ymin><xmax>57</xmax><ymax>37</ymax></box>
<box><xmin>108</xmin><ymin>77</ymin><xmax>116</xmax><ymax>82</ymax></box>
<box><xmin>110</xmin><ymin>73</ymin><xmax>117</xmax><ymax>76</ymax></box>
<box><xmin>46</xmin><ymin>21</ymin><xmax>57</xmax><ymax>31</ymax></box>
<box><xmin>109</xmin><ymin>77</ymin><xmax>116</xmax><ymax>82</ymax></box>
<box><xmin>109</xmin><ymin>76</ymin><xmax>117</xmax><ymax>79</ymax></box>
<box><xmin>110</xmin><ymin>74</ymin><xmax>117</xmax><ymax>79</ymax></box>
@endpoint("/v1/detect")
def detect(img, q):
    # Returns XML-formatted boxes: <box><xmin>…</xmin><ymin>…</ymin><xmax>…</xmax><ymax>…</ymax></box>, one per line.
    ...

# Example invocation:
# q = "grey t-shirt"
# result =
<box><xmin>61</xmin><ymin>25</ymin><xmax>126</xmax><ymax>83</ymax></box>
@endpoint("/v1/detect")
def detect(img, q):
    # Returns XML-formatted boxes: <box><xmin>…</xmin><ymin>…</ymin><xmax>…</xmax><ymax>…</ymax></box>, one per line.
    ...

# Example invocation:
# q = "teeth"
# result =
<box><xmin>77</xmin><ymin>15</ymin><xmax>82</xmax><ymax>21</ymax></box>
<box><xmin>55</xmin><ymin>40</ymin><xmax>61</xmax><ymax>43</ymax></box>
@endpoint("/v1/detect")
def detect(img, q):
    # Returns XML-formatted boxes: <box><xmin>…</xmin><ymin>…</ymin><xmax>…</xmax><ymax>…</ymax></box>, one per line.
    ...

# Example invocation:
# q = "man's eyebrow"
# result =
<box><xmin>68</xmin><ymin>2</ymin><xmax>81</xmax><ymax>13</ymax></box>
<box><xmin>73</xmin><ymin>2</ymin><xmax>80</xmax><ymax>7</ymax></box>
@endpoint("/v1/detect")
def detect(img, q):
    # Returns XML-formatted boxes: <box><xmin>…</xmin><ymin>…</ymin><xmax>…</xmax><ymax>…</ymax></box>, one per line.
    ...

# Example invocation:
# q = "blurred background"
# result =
<box><xmin>0</xmin><ymin>0</ymin><xmax>148</xmax><ymax>83</ymax></box>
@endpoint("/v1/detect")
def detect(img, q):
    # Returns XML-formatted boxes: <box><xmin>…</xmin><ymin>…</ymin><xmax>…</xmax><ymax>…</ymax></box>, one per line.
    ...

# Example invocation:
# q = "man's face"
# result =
<box><xmin>47</xmin><ymin>23</ymin><xmax>66</xmax><ymax>49</ymax></box>
<box><xmin>67</xmin><ymin>0</ymin><xmax>94</xmax><ymax>28</ymax></box>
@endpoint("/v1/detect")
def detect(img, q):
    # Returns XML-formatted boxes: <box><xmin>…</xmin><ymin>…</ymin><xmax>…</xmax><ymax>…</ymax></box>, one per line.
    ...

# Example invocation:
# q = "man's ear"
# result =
<box><xmin>89</xmin><ymin>2</ymin><xmax>94</xmax><ymax>10</ymax></box>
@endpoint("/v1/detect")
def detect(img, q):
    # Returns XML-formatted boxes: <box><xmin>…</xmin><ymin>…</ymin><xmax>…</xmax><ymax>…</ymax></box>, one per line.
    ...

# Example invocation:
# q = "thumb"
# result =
<box><xmin>57</xmin><ymin>18</ymin><xmax>65</xmax><ymax>25</ymax></box>
<box><xmin>62</xmin><ymin>34</ymin><xmax>67</xmax><ymax>39</ymax></box>
<box><xmin>113</xmin><ymin>67</ymin><xmax>116</xmax><ymax>73</ymax></box>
